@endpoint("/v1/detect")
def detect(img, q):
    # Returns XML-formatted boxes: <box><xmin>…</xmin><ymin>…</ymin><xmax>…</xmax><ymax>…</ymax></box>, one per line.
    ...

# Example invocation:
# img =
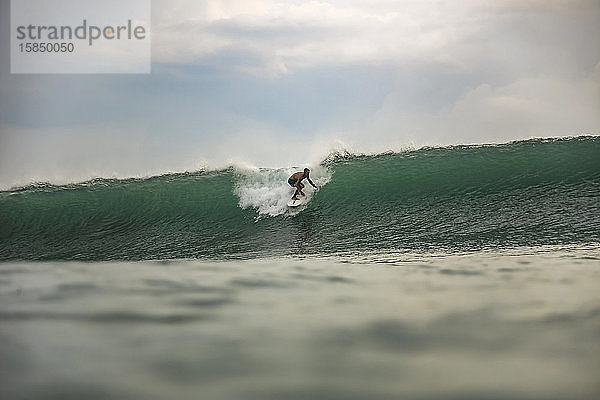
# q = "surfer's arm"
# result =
<box><xmin>307</xmin><ymin>178</ymin><xmax>317</xmax><ymax>188</ymax></box>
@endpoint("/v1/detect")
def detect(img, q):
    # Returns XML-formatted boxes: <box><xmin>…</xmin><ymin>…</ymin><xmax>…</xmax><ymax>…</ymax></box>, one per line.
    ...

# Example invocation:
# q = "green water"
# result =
<box><xmin>1</xmin><ymin>136</ymin><xmax>599</xmax><ymax>261</ymax></box>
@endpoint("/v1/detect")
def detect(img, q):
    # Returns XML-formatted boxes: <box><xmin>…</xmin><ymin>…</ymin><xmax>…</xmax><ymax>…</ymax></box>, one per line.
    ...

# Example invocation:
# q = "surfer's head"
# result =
<box><xmin>304</xmin><ymin>168</ymin><xmax>310</xmax><ymax>177</ymax></box>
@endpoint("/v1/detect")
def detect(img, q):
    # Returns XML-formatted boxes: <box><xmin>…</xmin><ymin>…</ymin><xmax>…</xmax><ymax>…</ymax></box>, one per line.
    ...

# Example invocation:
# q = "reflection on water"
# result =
<box><xmin>1</xmin><ymin>252</ymin><xmax>600</xmax><ymax>400</ymax></box>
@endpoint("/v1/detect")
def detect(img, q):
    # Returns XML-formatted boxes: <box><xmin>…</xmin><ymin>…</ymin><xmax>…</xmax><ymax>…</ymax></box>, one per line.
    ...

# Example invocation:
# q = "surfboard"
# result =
<box><xmin>287</xmin><ymin>196</ymin><xmax>305</xmax><ymax>207</ymax></box>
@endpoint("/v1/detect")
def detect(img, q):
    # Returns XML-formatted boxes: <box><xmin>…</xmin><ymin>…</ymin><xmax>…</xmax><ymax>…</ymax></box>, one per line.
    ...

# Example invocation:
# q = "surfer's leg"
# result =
<box><xmin>292</xmin><ymin>186</ymin><xmax>300</xmax><ymax>200</ymax></box>
<box><xmin>298</xmin><ymin>182</ymin><xmax>305</xmax><ymax>196</ymax></box>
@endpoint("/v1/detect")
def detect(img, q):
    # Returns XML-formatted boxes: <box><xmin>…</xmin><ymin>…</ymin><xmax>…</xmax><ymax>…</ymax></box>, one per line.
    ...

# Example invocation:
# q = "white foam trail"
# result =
<box><xmin>234</xmin><ymin>165</ymin><xmax>331</xmax><ymax>217</ymax></box>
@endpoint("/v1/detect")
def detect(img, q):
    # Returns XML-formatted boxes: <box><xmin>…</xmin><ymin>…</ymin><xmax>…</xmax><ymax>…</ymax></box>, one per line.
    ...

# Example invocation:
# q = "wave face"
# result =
<box><xmin>1</xmin><ymin>136</ymin><xmax>599</xmax><ymax>261</ymax></box>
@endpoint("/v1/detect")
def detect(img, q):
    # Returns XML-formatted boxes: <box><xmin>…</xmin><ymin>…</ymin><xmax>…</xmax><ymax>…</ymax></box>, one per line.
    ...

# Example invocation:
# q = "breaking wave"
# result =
<box><xmin>1</xmin><ymin>136</ymin><xmax>599</xmax><ymax>260</ymax></box>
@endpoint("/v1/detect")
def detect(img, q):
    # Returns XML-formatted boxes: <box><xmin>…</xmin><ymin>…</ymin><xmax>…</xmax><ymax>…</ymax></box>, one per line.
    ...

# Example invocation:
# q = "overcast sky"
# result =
<box><xmin>1</xmin><ymin>0</ymin><xmax>599</xmax><ymax>187</ymax></box>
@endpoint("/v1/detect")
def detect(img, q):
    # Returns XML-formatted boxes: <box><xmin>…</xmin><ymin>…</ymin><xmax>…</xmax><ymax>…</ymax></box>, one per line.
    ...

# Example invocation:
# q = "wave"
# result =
<box><xmin>1</xmin><ymin>136</ymin><xmax>599</xmax><ymax>261</ymax></box>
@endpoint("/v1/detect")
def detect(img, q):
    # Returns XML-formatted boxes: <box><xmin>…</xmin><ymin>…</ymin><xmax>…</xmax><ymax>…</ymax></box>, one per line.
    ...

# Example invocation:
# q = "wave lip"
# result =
<box><xmin>1</xmin><ymin>136</ymin><xmax>599</xmax><ymax>261</ymax></box>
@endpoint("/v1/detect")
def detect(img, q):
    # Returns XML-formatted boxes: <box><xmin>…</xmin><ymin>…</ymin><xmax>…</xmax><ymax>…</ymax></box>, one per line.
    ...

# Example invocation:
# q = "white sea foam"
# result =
<box><xmin>234</xmin><ymin>164</ymin><xmax>331</xmax><ymax>217</ymax></box>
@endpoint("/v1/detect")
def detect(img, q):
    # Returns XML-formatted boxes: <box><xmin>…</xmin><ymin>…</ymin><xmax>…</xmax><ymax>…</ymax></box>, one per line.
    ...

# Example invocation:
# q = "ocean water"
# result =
<box><xmin>1</xmin><ymin>136</ymin><xmax>599</xmax><ymax>399</ymax></box>
<box><xmin>1</xmin><ymin>136</ymin><xmax>599</xmax><ymax>260</ymax></box>
<box><xmin>1</xmin><ymin>252</ymin><xmax>600</xmax><ymax>400</ymax></box>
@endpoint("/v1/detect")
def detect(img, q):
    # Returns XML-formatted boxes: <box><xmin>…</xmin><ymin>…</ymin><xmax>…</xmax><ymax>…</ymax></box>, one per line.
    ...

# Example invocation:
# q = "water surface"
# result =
<box><xmin>2</xmin><ymin>251</ymin><xmax>599</xmax><ymax>399</ymax></box>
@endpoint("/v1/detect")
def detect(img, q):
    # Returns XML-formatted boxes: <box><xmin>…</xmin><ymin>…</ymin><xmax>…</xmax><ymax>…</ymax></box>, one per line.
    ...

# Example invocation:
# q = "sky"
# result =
<box><xmin>1</xmin><ymin>0</ymin><xmax>599</xmax><ymax>188</ymax></box>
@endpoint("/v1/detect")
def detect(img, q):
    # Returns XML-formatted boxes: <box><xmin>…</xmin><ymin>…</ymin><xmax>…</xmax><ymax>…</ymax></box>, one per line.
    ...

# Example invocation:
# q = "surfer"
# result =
<box><xmin>288</xmin><ymin>168</ymin><xmax>317</xmax><ymax>200</ymax></box>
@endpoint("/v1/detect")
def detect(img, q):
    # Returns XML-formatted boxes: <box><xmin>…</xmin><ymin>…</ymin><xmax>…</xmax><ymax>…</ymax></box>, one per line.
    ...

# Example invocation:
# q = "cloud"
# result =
<box><xmin>348</xmin><ymin>67</ymin><xmax>600</xmax><ymax>150</ymax></box>
<box><xmin>0</xmin><ymin>0</ymin><xmax>598</xmax><ymax>187</ymax></box>
<box><xmin>151</xmin><ymin>0</ymin><xmax>600</xmax><ymax>77</ymax></box>
<box><xmin>0</xmin><ymin>123</ymin><xmax>166</xmax><ymax>188</ymax></box>
<box><xmin>151</xmin><ymin>0</ymin><xmax>485</xmax><ymax>74</ymax></box>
